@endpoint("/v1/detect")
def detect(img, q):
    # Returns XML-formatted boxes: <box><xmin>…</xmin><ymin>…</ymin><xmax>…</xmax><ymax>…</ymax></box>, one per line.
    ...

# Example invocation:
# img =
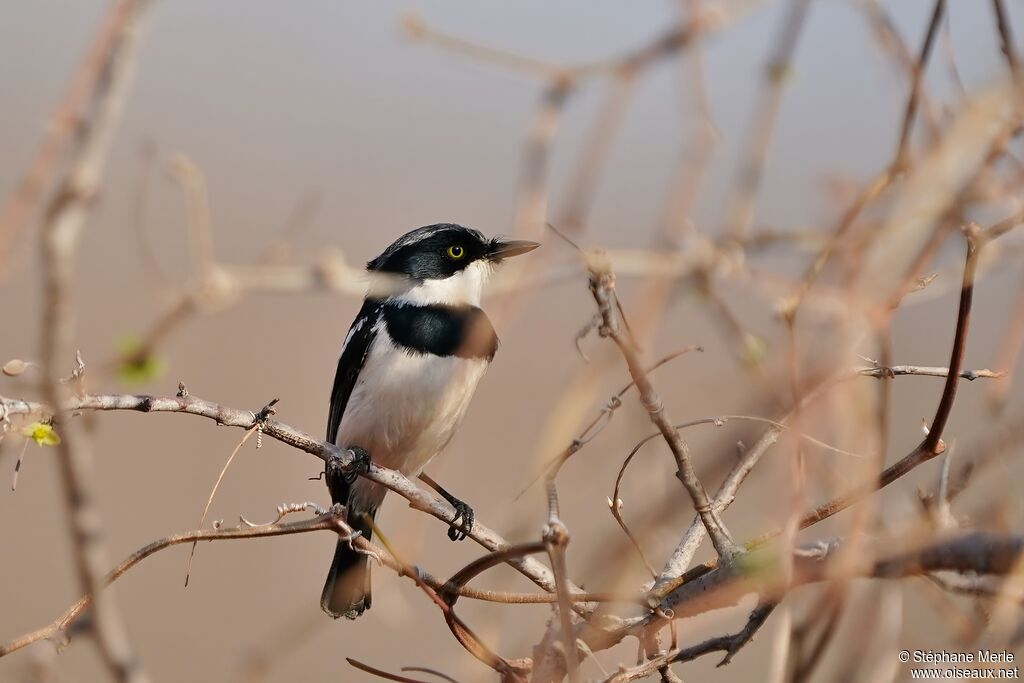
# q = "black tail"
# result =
<box><xmin>321</xmin><ymin>509</ymin><xmax>374</xmax><ymax>619</ymax></box>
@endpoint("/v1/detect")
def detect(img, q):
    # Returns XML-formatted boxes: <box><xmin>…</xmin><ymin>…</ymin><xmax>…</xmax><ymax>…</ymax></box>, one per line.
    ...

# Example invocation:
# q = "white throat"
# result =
<box><xmin>392</xmin><ymin>259</ymin><xmax>492</xmax><ymax>307</ymax></box>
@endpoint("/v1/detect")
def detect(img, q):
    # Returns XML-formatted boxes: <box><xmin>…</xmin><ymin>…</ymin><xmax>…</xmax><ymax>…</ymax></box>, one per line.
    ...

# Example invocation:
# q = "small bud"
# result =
<box><xmin>913</xmin><ymin>273</ymin><xmax>938</xmax><ymax>292</ymax></box>
<box><xmin>399</xmin><ymin>11</ymin><xmax>426</xmax><ymax>39</ymax></box>
<box><xmin>739</xmin><ymin>334</ymin><xmax>768</xmax><ymax>368</ymax></box>
<box><xmin>3</xmin><ymin>359</ymin><xmax>29</xmax><ymax>377</ymax></box>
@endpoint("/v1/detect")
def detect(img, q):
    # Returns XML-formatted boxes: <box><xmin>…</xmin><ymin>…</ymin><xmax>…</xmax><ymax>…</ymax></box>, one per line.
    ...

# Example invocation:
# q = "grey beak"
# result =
<box><xmin>488</xmin><ymin>238</ymin><xmax>540</xmax><ymax>260</ymax></box>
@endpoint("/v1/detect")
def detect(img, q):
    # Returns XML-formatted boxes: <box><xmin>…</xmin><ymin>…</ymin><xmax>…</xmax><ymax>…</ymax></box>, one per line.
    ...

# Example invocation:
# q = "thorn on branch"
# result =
<box><xmin>543</xmin><ymin>519</ymin><xmax>570</xmax><ymax>548</ymax></box>
<box><xmin>253</xmin><ymin>397</ymin><xmax>279</xmax><ymax>424</ymax></box>
<box><xmin>59</xmin><ymin>350</ymin><xmax>86</xmax><ymax>390</ymax></box>
<box><xmin>251</xmin><ymin>397</ymin><xmax>279</xmax><ymax>449</ymax></box>
<box><xmin>574</xmin><ymin>313</ymin><xmax>602</xmax><ymax>361</ymax></box>
<box><xmin>913</xmin><ymin>272</ymin><xmax>938</xmax><ymax>292</ymax></box>
<box><xmin>735</xmin><ymin>441</ymin><xmax>746</xmax><ymax>459</ymax></box>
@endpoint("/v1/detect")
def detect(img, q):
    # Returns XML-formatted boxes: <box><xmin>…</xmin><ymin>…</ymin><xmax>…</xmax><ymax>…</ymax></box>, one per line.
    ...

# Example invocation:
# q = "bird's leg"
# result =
<box><xmin>419</xmin><ymin>472</ymin><xmax>474</xmax><ymax>541</ymax></box>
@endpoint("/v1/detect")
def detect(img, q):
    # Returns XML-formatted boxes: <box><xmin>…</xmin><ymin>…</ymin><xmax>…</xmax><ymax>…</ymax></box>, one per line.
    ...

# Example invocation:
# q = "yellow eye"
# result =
<box><xmin>446</xmin><ymin>245</ymin><xmax>465</xmax><ymax>260</ymax></box>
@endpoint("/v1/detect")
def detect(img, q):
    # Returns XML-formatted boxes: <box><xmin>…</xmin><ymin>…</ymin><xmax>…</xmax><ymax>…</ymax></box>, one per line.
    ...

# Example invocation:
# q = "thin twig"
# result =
<box><xmin>365</xmin><ymin>518</ymin><xmax>527</xmax><ymax>680</ymax></box>
<box><xmin>544</xmin><ymin>520</ymin><xmax>579</xmax><ymax>683</ymax></box>
<box><xmin>588</xmin><ymin>261</ymin><xmax>739</xmax><ymax>559</ymax></box>
<box><xmin>602</xmin><ymin>602</ymin><xmax>777</xmax><ymax>682</ymax></box>
<box><xmin>184</xmin><ymin>423</ymin><xmax>259</xmax><ymax>587</ymax></box>
<box><xmin>347</xmin><ymin>659</ymin><xmax>437</xmax><ymax>683</ymax></box>
<box><xmin>856</xmin><ymin>365</ymin><xmax>1003</xmax><ymax>381</ymax></box>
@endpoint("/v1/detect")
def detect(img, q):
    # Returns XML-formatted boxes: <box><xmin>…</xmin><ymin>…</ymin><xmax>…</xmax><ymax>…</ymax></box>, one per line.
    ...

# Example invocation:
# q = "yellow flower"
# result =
<box><xmin>22</xmin><ymin>422</ymin><xmax>61</xmax><ymax>447</ymax></box>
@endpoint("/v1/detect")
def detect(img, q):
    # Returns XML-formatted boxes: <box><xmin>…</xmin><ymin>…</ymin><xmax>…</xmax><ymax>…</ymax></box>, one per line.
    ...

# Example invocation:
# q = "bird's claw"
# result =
<box><xmin>447</xmin><ymin>499</ymin><xmax>474</xmax><ymax>541</ymax></box>
<box><xmin>341</xmin><ymin>446</ymin><xmax>371</xmax><ymax>484</ymax></box>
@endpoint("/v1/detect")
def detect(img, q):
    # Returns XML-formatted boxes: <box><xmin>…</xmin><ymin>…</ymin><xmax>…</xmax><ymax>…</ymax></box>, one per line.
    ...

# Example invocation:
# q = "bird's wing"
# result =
<box><xmin>327</xmin><ymin>300</ymin><xmax>381</xmax><ymax>446</ymax></box>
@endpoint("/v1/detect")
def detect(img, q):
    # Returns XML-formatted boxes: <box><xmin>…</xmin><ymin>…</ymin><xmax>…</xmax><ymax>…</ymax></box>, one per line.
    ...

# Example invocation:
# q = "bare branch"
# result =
<box><xmin>587</xmin><ymin>260</ymin><xmax>739</xmax><ymax>559</ymax></box>
<box><xmin>856</xmin><ymin>365</ymin><xmax>1004</xmax><ymax>381</ymax></box>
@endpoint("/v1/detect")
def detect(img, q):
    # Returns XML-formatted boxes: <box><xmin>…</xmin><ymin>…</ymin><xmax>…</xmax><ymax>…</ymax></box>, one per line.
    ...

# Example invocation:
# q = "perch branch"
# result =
<box><xmin>0</xmin><ymin>391</ymin><xmax>584</xmax><ymax>603</ymax></box>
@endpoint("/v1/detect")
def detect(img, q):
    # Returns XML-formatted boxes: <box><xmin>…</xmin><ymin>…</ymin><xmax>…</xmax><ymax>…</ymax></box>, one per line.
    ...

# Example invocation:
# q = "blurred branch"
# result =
<box><xmin>893</xmin><ymin>0</ymin><xmax>946</xmax><ymax>171</ymax></box>
<box><xmin>0</xmin><ymin>0</ymin><xmax>145</xmax><ymax>264</ymax></box>
<box><xmin>624</xmin><ymin>532</ymin><xmax>1024</xmax><ymax>679</ymax></box>
<box><xmin>563</xmin><ymin>530</ymin><xmax>1024</xmax><ymax>681</ymax></box>
<box><xmin>991</xmin><ymin>0</ymin><xmax>1019</xmax><ymax>72</ymax></box>
<box><xmin>793</xmin><ymin>229</ymin><xmax>981</xmax><ymax>531</ymax></box>
<box><xmin>35</xmin><ymin>1</ymin><xmax>151</xmax><ymax>681</ymax></box>
<box><xmin>782</xmin><ymin>0</ymin><xmax>948</xmax><ymax>318</ymax></box>
<box><xmin>947</xmin><ymin>408</ymin><xmax>1024</xmax><ymax>502</ymax></box>
<box><xmin>642</xmin><ymin>229</ymin><xmax>984</xmax><ymax>611</ymax></box>
<box><xmin>988</xmin><ymin>274</ymin><xmax>1024</xmax><ymax>411</ymax></box>
<box><xmin>104</xmin><ymin>249</ymin><xmax>710</xmax><ymax>379</ymax></box>
<box><xmin>406</xmin><ymin>4</ymin><xmax>746</xmax><ymax>83</ymax></box>
<box><xmin>723</xmin><ymin>0</ymin><xmax>812</xmax><ymax>242</ymax></box>
<box><xmin>705</xmin><ymin>230</ymin><xmax>979</xmax><ymax>572</ymax></box>
<box><xmin>860</xmin><ymin>0</ymin><xmax>941</xmax><ymax>143</ymax></box>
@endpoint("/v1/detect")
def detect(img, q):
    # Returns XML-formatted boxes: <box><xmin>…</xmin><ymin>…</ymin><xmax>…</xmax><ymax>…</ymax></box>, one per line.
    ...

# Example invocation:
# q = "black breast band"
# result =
<box><xmin>381</xmin><ymin>302</ymin><xmax>498</xmax><ymax>360</ymax></box>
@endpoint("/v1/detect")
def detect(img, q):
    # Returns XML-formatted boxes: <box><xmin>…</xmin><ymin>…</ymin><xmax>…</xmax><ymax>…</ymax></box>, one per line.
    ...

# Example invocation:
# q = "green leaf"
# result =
<box><xmin>732</xmin><ymin>548</ymin><xmax>777</xmax><ymax>578</ymax></box>
<box><xmin>115</xmin><ymin>335</ymin><xmax>165</xmax><ymax>385</ymax></box>
<box><xmin>740</xmin><ymin>333</ymin><xmax>768</xmax><ymax>368</ymax></box>
<box><xmin>22</xmin><ymin>422</ymin><xmax>60</xmax><ymax>447</ymax></box>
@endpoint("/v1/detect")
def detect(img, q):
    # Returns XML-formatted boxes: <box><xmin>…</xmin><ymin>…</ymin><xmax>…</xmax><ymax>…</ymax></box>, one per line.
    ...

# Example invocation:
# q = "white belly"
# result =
<box><xmin>336</xmin><ymin>330</ymin><xmax>488</xmax><ymax>512</ymax></box>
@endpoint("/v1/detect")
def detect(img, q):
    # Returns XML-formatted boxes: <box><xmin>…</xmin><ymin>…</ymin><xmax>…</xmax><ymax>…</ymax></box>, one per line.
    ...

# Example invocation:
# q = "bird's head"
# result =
<box><xmin>366</xmin><ymin>223</ymin><xmax>539</xmax><ymax>306</ymax></box>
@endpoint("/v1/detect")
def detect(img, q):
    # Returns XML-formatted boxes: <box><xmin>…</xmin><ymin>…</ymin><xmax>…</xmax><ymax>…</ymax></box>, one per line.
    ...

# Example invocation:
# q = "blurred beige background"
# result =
<box><xmin>1</xmin><ymin>1</ymin><xmax>1023</xmax><ymax>681</ymax></box>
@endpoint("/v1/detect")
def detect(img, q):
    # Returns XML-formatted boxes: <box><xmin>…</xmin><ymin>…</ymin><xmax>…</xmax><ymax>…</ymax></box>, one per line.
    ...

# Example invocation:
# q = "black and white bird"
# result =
<box><xmin>321</xmin><ymin>223</ymin><xmax>539</xmax><ymax>619</ymax></box>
